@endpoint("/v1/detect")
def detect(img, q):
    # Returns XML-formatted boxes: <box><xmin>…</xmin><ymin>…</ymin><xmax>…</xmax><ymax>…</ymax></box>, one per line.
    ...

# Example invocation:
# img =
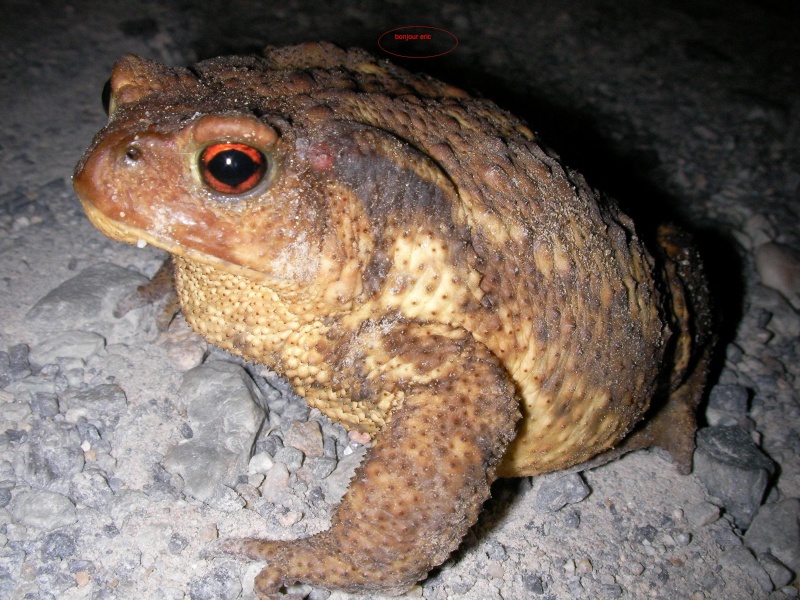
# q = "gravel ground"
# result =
<box><xmin>1</xmin><ymin>1</ymin><xmax>799</xmax><ymax>599</ymax></box>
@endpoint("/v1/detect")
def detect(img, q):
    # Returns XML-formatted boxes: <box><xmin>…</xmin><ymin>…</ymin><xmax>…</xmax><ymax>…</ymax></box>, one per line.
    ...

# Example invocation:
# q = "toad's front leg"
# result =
<box><xmin>225</xmin><ymin>321</ymin><xmax>519</xmax><ymax>598</ymax></box>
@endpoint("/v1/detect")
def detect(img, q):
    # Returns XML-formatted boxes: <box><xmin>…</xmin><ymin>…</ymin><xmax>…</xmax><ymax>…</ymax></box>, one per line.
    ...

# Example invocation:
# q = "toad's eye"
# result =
<box><xmin>199</xmin><ymin>143</ymin><xmax>268</xmax><ymax>194</ymax></box>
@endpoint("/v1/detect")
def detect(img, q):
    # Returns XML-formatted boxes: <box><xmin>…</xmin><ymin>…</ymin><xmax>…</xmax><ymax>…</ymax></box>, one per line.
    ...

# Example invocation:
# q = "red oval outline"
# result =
<box><xmin>378</xmin><ymin>26</ymin><xmax>458</xmax><ymax>59</ymax></box>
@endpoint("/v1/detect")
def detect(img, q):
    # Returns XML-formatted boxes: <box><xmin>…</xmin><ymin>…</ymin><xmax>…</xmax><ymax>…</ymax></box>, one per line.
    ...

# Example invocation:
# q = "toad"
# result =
<box><xmin>73</xmin><ymin>42</ymin><xmax>713</xmax><ymax>598</ymax></box>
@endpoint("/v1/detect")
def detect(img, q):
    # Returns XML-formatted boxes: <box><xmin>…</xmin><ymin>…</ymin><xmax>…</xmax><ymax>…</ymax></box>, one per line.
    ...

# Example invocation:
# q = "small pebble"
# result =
<box><xmin>598</xmin><ymin>583</ymin><xmax>623</xmax><ymax>599</ymax></box>
<box><xmin>274</xmin><ymin>446</ymin><xmax>304</xmax><ymax>472</ymax></box>
<box><xmin>75</xmin><ymin>571</ymin><xmax>91</xmax><ymax>587</ymax></box>
<box><xmin>348</xmin><ymin>430</ymin><xmax>371</xmax><ymax>445</ymax></box>
<box><xmin>71</xmin><ymin>470</ymin><xmax>114</xmax><ymax>509</ymax></box>
<box><xmin>755</xmin><ymin>242</ymin><xmax>800</xmax><ymax>308</ymax></box>
<box><xmin>0</xmin><ymin>461</ymin><xmax>14</xmax><ymax>487</ymax></box>
<box><xmin>31</xmin><ymin>392</ymin><xmax>59</xmax><ymax>418</ymax></box>
<box><xmin>248</xmin><ymin>451</ymin><xmax>275</xmax><ymax>474</ymax></box>
<box><xmin>758</xmin><ymin>552</ymin><xmax>793</xmax><ymax>589</ymax></box>
<box><xmin>745</xmin><ymin>498</ymin><xmax>800</xmax><ymax>576</ymax></box>
<box><xmin>28</xmin><ymin>330</ymin><xmax>105</xmax><ymax>366</ymax></box>
<box><xmin>485</xmin><ymin>560</ymin><xmax>504</xmax><ymax>579</ymax></box>
<box><xmin>626</xmin><ymin>562</ymin><xmax>645</xmax><ymax>576</ymax></box>
<box><xmin>684</xmin><ymin>502</ymin><xmax>720</xmax><ymax>527</ymax></box>
<box><xmin>277</xmin><ymin>509</ymin><xmax>303</xmax><ymax>528</ymax></box>
<box><xmin>721</xmin><ymin>546</ymin><xmax>773</xmax><ymax>592</ymax></box>
<box><xmin>523</xmin><ymin>573</ymin><xmax>545</xmax><ymax>594</ymax></box>
<box><xmin>41</xmin><ymin>531</ymin><xmax>77</xmax><ymax>560</ymax></box>
<box><xmin>201</xmin><ymin>523</ymin><xmax>219</xmax><ymax>542</ymax></box>
<box><xmin>693</xmin><ymin>426</ymin><xmax>775</xmax><ymax>528</ymax></box>
<box><xmin>285</xmin><ymin>420</ymin><xmax>324</xmax><ymax>457</ymax></box>
<box><xmin>187</xmin><ymin>562</ymin><xmax>242</xmax><ymax>600</ymax></box>
<box><xmin>248</xmin><ymin>473</ymin><xmax>266</xmax><ymax>487</ymax></box>
<box><xmin>261</xmin><ymin>463</ymin><xmax>291</xmax><ymax>503</ymax></box>
<box><xmin>708</xmin><ymin>384</ymin><xmax>749</xmax><ymax>413</ymax></box>
<box><xmin>234</xmin><ymin>483</ymin><xmax>261</xmax><ymax>509</ymax></box>
<box><xmin>533</xmin><ymin>472</ymin><xmax>590</xmax><ymax>513</ymax></box>
<box><xmin>10</xmin><ymin>489</ymin><xmax>77</xmax><ymax>530</ymax></box>
<box><xmin>168</xmin><ymin>533</ymin><xmax>190</xmax><ymax>555</ymax></box>
<box><xmin>310</xmin><ymin>456</ymin><xmax>337</xmax><ymax>479</ymax></box>
<box><xmin>8</xmin><ymin>344</ymin><xmax>32</xmax><ymax>382</ymax></box>
<box><xmin>576</xmin><ymin>557</ymin><xmax>592</xmax><ymax>574</ymax></box>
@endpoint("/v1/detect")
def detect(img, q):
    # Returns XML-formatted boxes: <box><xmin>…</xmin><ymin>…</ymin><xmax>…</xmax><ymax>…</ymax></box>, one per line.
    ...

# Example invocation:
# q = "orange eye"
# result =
<box><xmin>199</xmin><ymin>143</ymin><xmax>268</xmax><ymax>194</ymax></box>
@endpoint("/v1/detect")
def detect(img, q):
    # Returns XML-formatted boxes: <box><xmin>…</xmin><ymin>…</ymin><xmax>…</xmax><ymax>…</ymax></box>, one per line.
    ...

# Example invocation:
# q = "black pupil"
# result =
<box><xmin>207</xmin><ymin>149</ymin><xmax>260</xmax><ymax>188</ymax></box>
<box><xmin>101</xmin><ymin>79</ymin><xmax>112</xmax><ymax>115</ymax></box>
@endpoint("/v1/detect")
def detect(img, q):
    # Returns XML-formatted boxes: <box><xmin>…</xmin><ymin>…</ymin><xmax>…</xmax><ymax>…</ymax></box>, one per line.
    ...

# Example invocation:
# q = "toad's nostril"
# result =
<box><xmin>124</xmin><ymin>145</ymin><xmax>142</xmax><ymax>162</ymax></box>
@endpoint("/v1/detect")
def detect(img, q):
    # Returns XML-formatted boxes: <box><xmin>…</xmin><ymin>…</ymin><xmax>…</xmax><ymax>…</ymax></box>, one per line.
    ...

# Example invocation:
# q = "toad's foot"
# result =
<box><xmin>223</xmin><ymin>322</ymin><xmax>519</xmax><ymax>598</ymax></box>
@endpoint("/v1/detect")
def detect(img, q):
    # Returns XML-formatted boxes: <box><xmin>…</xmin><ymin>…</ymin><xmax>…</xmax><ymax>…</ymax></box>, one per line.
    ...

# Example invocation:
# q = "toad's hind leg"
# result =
<box><xmin>226</xmin><ymin>322</ymin><xmax>519</xmax><ymax>598</ymax></box>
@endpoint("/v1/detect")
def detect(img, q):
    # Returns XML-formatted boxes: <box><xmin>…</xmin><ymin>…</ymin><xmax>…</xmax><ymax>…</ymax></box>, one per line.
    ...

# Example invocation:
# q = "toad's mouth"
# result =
<box><xmin>77</xmin><ymin>195</ymin><xmax>277</xmax><ymax>283</ymax></box>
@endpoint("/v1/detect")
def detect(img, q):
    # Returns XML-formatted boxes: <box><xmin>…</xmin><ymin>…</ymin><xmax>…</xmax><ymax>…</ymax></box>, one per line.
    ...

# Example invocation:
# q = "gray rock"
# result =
<box><xmin>257</xmin><ymin>433</ymin><xmax>284</xmax><ymax>457</ymax></box>
<box><xmin>308</xmin><ymin>589</ymin><xmax>332</xmax><ymax>600</ymax></box>
<box><xmin>108</xmin><ymin>489</ymin><xmax>150</xmax><ymax>525</ymax></box>
<box><xmin>755</xmin><ymin>242</ymin><xmax>800</xmax><ymax>309</ymax></box>
<box><xmin>26</xmin><ymin>262</ymin><xmax>150</xmax><ymax>337</ymax></box>
<box><xmin>598</xmin><ymin>583</ymin><xmax>623</xmax><ymax>599</ymax></box>
<box><xmin>10</xmin><ymin>489</ymin><xmax>77</xmax><ymax>530</ymax></box>
<box><xmin>745</xmin><ymin>498</ymin><xmax>800</xmax><ymax>576</ymax></box>
<box><xmin>204</xmin><ymin>485</ymin><xmax>246</xmax><ymax>513</ymax></box>
<box><xmin>523</xmin><ymin>572</ymin><xmax>545</xmax><ymax>594</ymax></box>
<box><xmin>0</xmin><ymin>460</ymin><xmax>15</xmax><ymax>487</ymax></box>
<box><xmin>758</xmin><ymin>552</ymin><xmax>794</xmax><ymax>589</ymax></box>
<box><xmin>31</xmin><ymin>392</ymin><xmax>60</xmax><ymax>418</ymax></box>
<box><xmin>179</xmin><ymin>361</ymin><xmax>266</xmax><ymax>455</ymax></box>
<box><xmin>693</xmin><ymin>426</ymin><xmax>775</xmax><ymax>528</ymax></box>
<box><xmin>279</xmin><ymin>399</ymin><xmax>311</xmax><ymax>423</ymax></box>
<box><xmin>4</xmin><ymin>373</ymin><xmax>61</xmax><ymax>399</ymax></box>
<box><xmin>169</xmin><ymin>533</ymin><xmax>190</xmax><ymax>554</ymax></box>
<box><xmin>309</xmin><ymin>456</ymin><xmax>337</xmax><ymax>480</ymax></box>
<box><xmin>187</xmin><ymin>561</ymin><xmax>242</xmax><ymax>600</ymax></box>
<box><xmin>67</xmin><ymin>558</ymin><xmax>96</xmax><ymax>574</ymax></box>
<box><xmin>162</xmin><ymin>362</ymin><xmax>266</xmax><ymax>503</ymax></box>
<box><xmin>2</xmin><ymin>344</ymin><xmax>32</xmax><ymax>385</ymax></box>
<box><xmin>28</xmin><ymin>331</ymin><xmax>105</xmax><ymax>367</ymax></box>
<box><xmin>163</xmin><ymin>442</ymin><xmax>241</xmax><ymax>502</ymax></box>
<box><xmin>285</xmin><ymin>420</ymin><xmax>324</xmax><ymax>457</ymax></box>
<box><xmin>70</xmin><ymin>470</ymin><xmax>114</xmax><ymax>509</ymax></box>
<box><xmin>0</xmin><ymin>352</ymin><xmax>10</xmax><ymax>388</ymax></box>
<box><xmin>721</xmin><ymin>545</ymin><xmax>773</xmax><ymax>592</ymax></box>
<box><xmin>274</xmin><ymin>446</ymin><xmax>304</xmax><ymax>473</ymax></box>
<box><xmin>533</xmin><ymin>472</ymin><xmax>591</xmax><ymax>513</ymax></box>
<box><xmin>1</xmin><ymin>400</ymin><xmax>31</xmax><ymax>424</ymax></box>
<box><xmin>750</xmin><ymin>284</ymin><xmax>800</xmax><ymax>340</ymax></box>
<box><xmin>59</xmin><ymin>383</ymin><xmax>128</xmax><ymax>426</ymax></box>
<box><xmin>8</xmin><ymin>344</ymin><xmax>31</xmax><ymax>381</ymax></box>
<box><xmin>247</xmin><ymin>451</ymin><xmax>274</xmax><ymax>475</ymax></box>
<box><xmin>180</xmin><ymin>422</ymin><xmax>193</xmax><ymax>439</ymax></box>
<box><xmin>13</xmin><ymin>421</ymin><xmax>84</xmax><ymax>494</ymax></box>
<box><xmin>260</xmin><ymin>462</ymin><xmax>290</xmax><ymax>503</ymax></box>
<box><xmin>41</xmin><ymin>531</ymin><xmax>77</xmax><ymax>560</ymax></box>
<box><xmin>744</xmin><ymin>214</ymin><xmax>776</xmax><ymax>249</ymax></box>
<box><xmin>708</xmin><ymin>384</ymin><xmax>749</xmax><ymax>413</ymax></box>
<box><xmin>685</xmin><ymin>501</ymin><xmax>721</xmax><ymax>527</ymax></box>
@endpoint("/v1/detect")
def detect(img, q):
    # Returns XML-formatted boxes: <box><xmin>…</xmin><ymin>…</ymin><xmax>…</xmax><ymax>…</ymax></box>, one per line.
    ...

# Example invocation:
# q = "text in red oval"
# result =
<box><xmin>378</xmin><ymin>26</ymin><xmax>458</xmax><ymax>59</ymax></box>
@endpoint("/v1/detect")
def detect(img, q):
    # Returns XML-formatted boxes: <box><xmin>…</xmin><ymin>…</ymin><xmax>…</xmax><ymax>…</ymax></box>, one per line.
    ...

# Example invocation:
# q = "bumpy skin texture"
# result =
<box><xmin>73</xmin><ymin>43</ymin><xmax>712</xmax><ymax>597</ymax></box>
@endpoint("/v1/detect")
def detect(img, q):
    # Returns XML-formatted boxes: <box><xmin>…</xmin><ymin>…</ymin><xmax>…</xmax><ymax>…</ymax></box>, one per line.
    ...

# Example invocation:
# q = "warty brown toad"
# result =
<box><xmin>73</xmin><ymin>42</ymin><xmax>713</xmax><ymax>598</ymax></box>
